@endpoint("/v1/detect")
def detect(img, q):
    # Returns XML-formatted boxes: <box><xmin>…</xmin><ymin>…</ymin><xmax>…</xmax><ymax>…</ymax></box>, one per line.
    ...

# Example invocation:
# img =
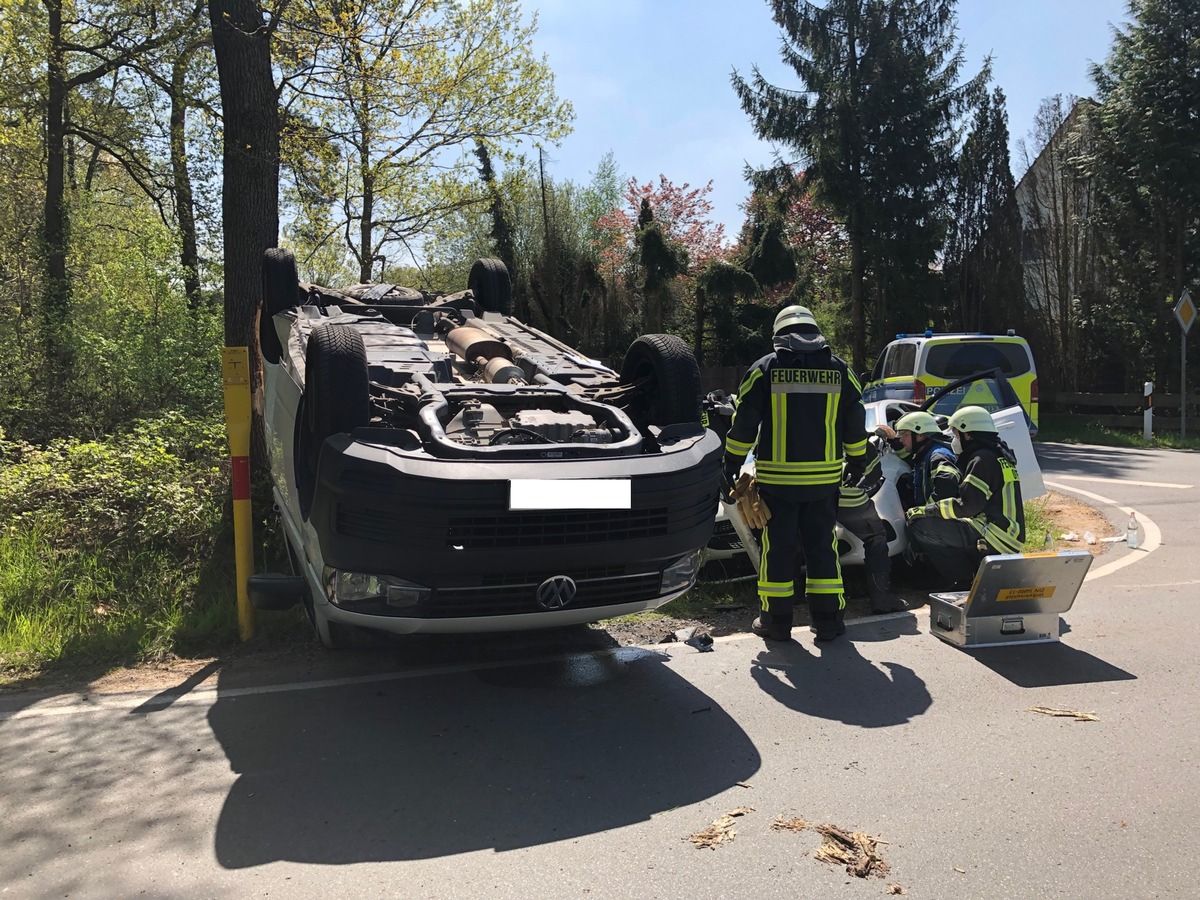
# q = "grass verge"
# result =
<box><xmin>0</xmin><ymin>412</ymin><xmax>304</xmax><ymax>685</ymax></box>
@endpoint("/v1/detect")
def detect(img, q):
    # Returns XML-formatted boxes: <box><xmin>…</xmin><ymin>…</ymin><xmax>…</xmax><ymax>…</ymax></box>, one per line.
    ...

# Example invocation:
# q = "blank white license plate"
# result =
<box><xmin>509</xmin><ymin>479</ymin><xmax>631</xmax><ymax>510</ymax></box>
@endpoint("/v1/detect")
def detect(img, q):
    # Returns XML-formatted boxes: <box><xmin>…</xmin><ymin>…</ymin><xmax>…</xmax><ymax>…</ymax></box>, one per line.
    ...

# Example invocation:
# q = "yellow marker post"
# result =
<box><xmin>222</xmin><ymin>346</ymin><xmax>255</xmax><ymax>641</ymax></box>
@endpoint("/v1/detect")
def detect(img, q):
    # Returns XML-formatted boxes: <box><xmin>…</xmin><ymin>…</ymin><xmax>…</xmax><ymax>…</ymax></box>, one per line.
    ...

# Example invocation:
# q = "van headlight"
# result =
<box><xmin>661</xmin><ymin>550</ymin><xmax>701</xmax><ymax>594</ymax></box>
<box><xmin>324</xmin><ymin>568</ymin><xmax>431</xmax><ymax>610</ymax></box>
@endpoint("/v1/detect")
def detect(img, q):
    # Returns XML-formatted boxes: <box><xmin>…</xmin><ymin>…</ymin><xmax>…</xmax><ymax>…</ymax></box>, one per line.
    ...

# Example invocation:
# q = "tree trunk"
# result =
<box><xmin>360</xmin><ymin>168</ymin><xmax>375</xmax><ymax>283</ymax></box>
<box><xmin>849</xmin><ymin>209</ymin><xmax>866</xmax><ymax>373</ymax></box>
<box><xmin>43</xmin><ymin>0</ymin><xmax>70</xmax><ymax>370</ymax></box>
<box><xmin>209</xmin><ymin>0</ymin><xmax>280</xmax><ymax>470</ymax></box>
<box><xmin>171</xmin><ymin>45</ymin><xmax>203</xmax><ymax>308</ymax></box>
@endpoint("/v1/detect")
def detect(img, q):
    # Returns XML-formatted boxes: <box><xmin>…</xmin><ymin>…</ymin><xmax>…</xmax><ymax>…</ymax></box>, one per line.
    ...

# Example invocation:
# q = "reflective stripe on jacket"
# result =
<box><xmin>724</xmin><ymin>332</ymin><xmax>867</xmax><ymax>489</ymax></box>
<box><xmin>923</xmin><ymin>440</ymin><xmax>1025</xmax><ymax>553</ymax></box>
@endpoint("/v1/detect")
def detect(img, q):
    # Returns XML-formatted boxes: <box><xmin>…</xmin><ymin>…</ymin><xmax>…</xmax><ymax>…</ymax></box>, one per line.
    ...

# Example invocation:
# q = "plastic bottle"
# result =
<box><xmin>1043</xmin><ymin>530</ymin><xmax>1054</xmax><ymax>550</ymax></box>
<box><xmin>1126</xmin><ymin>511</ymin><xmax>1141</xmax><ymax>549</ymax></box>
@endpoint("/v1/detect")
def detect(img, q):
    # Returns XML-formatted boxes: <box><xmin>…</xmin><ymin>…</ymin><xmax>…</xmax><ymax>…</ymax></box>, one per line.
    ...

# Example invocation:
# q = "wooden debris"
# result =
<box><xmin>1028</xmin><ymin>705</ymin><xmax>1100</xmax><ymax>722</ymax></box>
<box><xmin>770</xmin><ymin>815</ymin><xmax>809</xmax><ymax>832</ymax></box>
<box><xmin>813</xmin><ymin>823</ymin><xmax>890</xmax><ymax>878</ymax></box>
<box><xmin>686</xmin><ymin>807</ymin><xmax>755</xmax><ymax>850</ymax></box>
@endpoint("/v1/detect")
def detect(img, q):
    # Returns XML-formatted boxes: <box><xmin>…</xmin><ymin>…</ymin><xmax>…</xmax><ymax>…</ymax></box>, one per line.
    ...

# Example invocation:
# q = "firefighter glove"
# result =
<box><xmin>905</xmin><ymin>505</ymin><xmax>927</xmax><ymax>523</ymax></box>
<box><xmin>731</xmin><ymin>473</ymin><xmax>771</xmax><ymax>530</ymax></box>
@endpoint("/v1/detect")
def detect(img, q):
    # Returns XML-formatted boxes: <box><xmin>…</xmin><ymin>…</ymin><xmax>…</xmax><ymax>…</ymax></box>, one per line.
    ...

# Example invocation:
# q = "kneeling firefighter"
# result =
<box><xmin>722</xmin><ymin>305</ymin><xmax>868</xmax><ymax>642</ymax></box>
<box><xmin>905</xmin><ymin>405</ymin><xmax>1025</xmax><ymax>587</ymax></box>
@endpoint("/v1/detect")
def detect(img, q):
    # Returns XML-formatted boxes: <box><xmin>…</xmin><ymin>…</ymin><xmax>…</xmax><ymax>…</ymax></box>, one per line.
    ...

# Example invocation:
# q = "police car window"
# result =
<box><xmin>883</xmin><ymin>344</ymin><xmax>916</xmax><ymax>378</ymax></box>
<box><xmin>869</xmin><ymin>350</ymin><xmax>886</xmax><ymax>381</ymax></box>
<box><xmin>924</xmin><ymin>343</ymin><xmax>1030</xmax><ymax>378</ymax></box>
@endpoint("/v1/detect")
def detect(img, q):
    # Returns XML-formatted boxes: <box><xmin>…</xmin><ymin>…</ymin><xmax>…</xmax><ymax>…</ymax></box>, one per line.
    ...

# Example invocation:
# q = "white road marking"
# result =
<box><xmin>1054</xmin><ymin>474</ymin><xmax>1193</xmax><ymax>489</ymax></box>
<box><xmin>0</xmin><ymin>649</ymin><xmax>665</xmax><ymax>722</ymax></box>
<box><xmin>1044</xmin><ymin>479</ymin><xmax>1161</xmax><ymax>580</ymax></box>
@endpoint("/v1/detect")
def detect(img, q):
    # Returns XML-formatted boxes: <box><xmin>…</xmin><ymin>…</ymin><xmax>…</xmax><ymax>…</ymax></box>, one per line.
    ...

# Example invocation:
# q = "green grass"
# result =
<box><xmin>1036</xmin><ymin>413</ymin><xmax>1200</xmax><ymax>450</ymax></box>
<box><xmin>1023</xmin><ymin>498</ymin><xmax>1052</xmax><ymax>551</ymax></box>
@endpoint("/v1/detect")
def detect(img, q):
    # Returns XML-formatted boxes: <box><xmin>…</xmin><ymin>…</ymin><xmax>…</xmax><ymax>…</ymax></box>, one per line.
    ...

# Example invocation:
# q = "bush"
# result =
<box><xmin>0</xmin><ymin>411</ymin><xmax>243</xmax><ymax>675</ymax></box>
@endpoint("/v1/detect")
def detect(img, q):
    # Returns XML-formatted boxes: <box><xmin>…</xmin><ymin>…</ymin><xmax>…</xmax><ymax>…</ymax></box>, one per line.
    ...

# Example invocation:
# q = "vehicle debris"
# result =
<box><xmin>1028</xmin><ymin>705</ymin><xmax>1100</xmax><ymax>721</ymax></box>
<box><xmin>685</xmin><ymin>632</ymin><xmax>715</xmax><ymax>652</ymax></box>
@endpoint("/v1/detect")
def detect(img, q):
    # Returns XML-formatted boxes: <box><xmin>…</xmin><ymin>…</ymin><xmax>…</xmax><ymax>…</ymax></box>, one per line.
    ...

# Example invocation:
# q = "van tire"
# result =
<box><xmin>298</xmin><ymin>323</ymin><xmax>370</xmax><ymax>516</ymax></box>
<box><xmin>620</xmin><ymin>334</ymin><xmax>702</xmax><ymax>426</ymax></box>
<box><xmin>261</xmin><ymin>248</ymin><xmax>301</xmax><ymax>364</ymax></box>
<box><xmin>468</xmin><ymin>258</ymin><xmax>512</xmax><ymax>315</ymax></box>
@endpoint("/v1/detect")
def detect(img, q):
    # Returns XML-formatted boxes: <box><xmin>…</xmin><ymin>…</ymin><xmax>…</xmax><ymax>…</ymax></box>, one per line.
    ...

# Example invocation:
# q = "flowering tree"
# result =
<box><xmin>595</xmin><ymin>176</ymin><xmax>728</xmax><ymax>274</ymax></box>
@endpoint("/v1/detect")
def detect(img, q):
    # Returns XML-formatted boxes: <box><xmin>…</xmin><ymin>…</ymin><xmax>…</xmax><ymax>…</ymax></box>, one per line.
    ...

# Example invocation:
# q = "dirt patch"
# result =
<box><xmin>1036</xmin><ymin>490</ymin><xmax>1117</xmax><ymax>552</ymax></box>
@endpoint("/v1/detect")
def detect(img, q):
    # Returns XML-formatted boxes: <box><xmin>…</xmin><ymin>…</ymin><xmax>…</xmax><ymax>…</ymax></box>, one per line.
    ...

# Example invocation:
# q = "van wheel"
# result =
<box><xmin>261</xmin><ymin>248</ymin><xmax>301</xmax><ymax>364</ymax></box>
<box><xmin>298</xmin><ymin>323</ymin><xmax>370</xmax><ymax>516</ymax></box>
<box><xmin>306</xmin><ymin>323</ymin><xmax>370</xmax><ymax>441</ymax></box>
<box><xmin>620</xmin><ymin>334</ymin><xmax>702</xmax><ymax>426</ymax></box>
<box><xmin>468</xmin><ymin>258</ymin><xmax>512</xmax><ymax>315</ymax></box>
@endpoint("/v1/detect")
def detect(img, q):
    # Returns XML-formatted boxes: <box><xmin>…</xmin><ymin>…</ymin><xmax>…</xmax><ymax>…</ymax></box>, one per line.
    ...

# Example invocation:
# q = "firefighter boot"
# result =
<box><xmin>807</xmin><ymin>594</ymin><xmax>842</xmax><ymax>643</ymax></box>
<box><xmin>752</xmin><ymin>603</ymin><xmax>793</xmax><ymax>641</ymax></box>
<box><xmin>866</xmin><ymin>571</ymin><xmax>908</xmax><ymax>614</ymax></box>
<box><xmin>810</xmin><ymin>604</ymin><xmax>847</xmax><ymax>637</ymax></box>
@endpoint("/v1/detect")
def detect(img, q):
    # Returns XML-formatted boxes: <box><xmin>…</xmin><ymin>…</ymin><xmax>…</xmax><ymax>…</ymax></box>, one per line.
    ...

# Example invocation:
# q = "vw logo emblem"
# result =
<box><xmin>536</xmin><ymin>575</ymin><xmax>577</xmax><ymax>610</ymax></box>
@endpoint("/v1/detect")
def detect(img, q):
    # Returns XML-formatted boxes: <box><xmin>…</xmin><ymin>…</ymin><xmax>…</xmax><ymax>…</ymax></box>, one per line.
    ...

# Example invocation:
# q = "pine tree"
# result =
<box><xmin>945</xmin><ymin>87</ymin><xmax>1023</xmax><ymax>335</ymax></box>
<box><xmin>1085</xmin><ymin>0</ymin><xmax>1200</xmax><ymax>392</ymax></box>
<box><xmin>733</xmin><ymin>0</ymin><xmax>982</xmax><ymax>370</ymax></box>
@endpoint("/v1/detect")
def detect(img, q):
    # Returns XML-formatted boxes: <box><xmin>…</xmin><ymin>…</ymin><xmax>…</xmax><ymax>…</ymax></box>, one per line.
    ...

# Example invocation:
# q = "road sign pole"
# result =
<box><xmin>222</xmin><ymin>346</ymin><xmax>255</xmax><ymax>641</ymax></box>
<box><xmin>1175</xmin><ymin>290</ymin><xmax>1196</xmax><ymax>440</ymax></box>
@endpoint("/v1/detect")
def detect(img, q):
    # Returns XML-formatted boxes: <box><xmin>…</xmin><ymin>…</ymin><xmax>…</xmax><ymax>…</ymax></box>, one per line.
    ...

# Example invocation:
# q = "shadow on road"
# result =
<box><xmin>968</xmin><ymin>641</ymin><xmax>1137</xmax><ymax>688</ymax></box>
<box><xmin>748</xmin><ymin>640</ymin><xmax>932</xmax><ymax>727</ymax></box>
<box><xmin>1035</xmin><ymin>441</ymin><xmax>1195</xmax><ymax>478</ymax></box>
<box><xmin>206</xmin><ymin>646</ymin><xmax>760</xmax><ymax>868</ymax></box>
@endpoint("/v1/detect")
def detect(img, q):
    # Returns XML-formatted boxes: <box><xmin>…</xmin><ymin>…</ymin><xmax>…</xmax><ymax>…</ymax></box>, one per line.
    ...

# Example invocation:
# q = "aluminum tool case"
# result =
<box><xmin>928</xmin><ymin>551</ymin><xmax>1093</xmax><ymax>648</ymax></box>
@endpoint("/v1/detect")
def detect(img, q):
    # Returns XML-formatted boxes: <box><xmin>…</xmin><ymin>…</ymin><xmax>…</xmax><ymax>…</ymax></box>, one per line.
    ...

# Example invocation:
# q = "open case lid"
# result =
<box><xmin>937</xmin><ymin>551</ymin><xmax>1093</xmax><ymax>617</ymax></box>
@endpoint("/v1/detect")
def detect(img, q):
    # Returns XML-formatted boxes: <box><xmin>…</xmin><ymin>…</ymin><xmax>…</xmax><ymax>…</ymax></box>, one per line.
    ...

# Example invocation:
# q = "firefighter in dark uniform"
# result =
<box><xmin>837</xmin><ymin>437</ymin><xmax>908</xmax><ymax>614</ymax></box>
<box><xmin>906</xmin><ymin>406</ymin><xmax>1025</xmax><ymax>587</ymax></box>
<box><xmin>877</xmin><ymin>410</ymin><xmax>961</xmax><ymax>510</ymax></box>
<box><xmin>723</xmin><ymin>305</ymin><xmax>868</xmax><ymax>642</ymax></box>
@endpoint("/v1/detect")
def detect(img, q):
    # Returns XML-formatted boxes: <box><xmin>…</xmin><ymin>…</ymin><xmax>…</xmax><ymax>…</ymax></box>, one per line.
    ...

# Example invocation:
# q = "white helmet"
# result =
<box><xmin>947</xmin><ymin>405</ymin><xmax>998</xmax><ymax>434</ymax></box>
<box><xmin>773</xmin><ymin>305</ymin><xmax>818</xmax><ymax>335</ymax></box>
<box><xmin>895</xmin><ymin>410</ymin><xmax>941</xmax><ymax>435</ymax></box>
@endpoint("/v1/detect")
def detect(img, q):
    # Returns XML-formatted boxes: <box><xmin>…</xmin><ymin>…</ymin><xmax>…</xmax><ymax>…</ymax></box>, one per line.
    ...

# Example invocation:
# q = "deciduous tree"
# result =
<box><xmin>276</xmin><ymin>0</ymin><xmax>573</xmax><ymax>283</ymax></box>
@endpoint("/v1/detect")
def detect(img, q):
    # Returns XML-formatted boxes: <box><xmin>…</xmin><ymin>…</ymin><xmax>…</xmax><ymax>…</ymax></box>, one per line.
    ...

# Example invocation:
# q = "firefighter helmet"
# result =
<box><xmin>947</xmin><ymin>405</ymin><xmax>998</xmax><ymax>434</ymax></box>
<box><xmin>773</xmin><ymin>305</ymin><xmax>819</xmax><ymax>335</ymax></box>
<box><xmin>894</xmin><ymin>410</ymin><xmax>941</xmax><ymax>435</ymax></box>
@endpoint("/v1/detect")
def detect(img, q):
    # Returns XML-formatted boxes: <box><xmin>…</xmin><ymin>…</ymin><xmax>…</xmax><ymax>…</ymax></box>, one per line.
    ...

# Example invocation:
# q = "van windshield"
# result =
<box><xmin>924</xmin><ymin>342</ymin><xmax>1031</xmax><ymax>378</ymax></box>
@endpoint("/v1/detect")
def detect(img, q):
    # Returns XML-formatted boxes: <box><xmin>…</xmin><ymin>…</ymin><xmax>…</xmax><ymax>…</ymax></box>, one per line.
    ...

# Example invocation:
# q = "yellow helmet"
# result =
<box><xmin>773</xmin><ymin>305</ymin><xmax>818</xmax><ymax>334</ymax></box>
<box><xmin>947</xmin><ymin>405</ymin><xmax>997</xmax><ymax>434</ymax></box>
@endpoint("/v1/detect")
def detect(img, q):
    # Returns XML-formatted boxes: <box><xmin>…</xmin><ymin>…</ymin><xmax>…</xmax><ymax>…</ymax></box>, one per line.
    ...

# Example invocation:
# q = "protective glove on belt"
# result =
<box><xmin>730</xmin><ymin>471</ymin><xmax>771</xmax><ymax>530</ymax></box>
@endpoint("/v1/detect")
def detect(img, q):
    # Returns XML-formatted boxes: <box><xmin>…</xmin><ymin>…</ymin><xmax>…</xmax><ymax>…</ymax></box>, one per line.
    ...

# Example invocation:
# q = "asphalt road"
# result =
<box><xmin>2</xmin><ymin>443</ymin><xmax>1198</xmax><ymax>899</ymax></box>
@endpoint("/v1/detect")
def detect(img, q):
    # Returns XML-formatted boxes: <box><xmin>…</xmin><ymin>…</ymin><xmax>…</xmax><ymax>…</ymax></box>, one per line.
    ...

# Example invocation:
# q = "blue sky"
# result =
<box><xmin>529</xmin><ymin>0</ymin><xmax>1131</xmax><ymax>236</ymax></box>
